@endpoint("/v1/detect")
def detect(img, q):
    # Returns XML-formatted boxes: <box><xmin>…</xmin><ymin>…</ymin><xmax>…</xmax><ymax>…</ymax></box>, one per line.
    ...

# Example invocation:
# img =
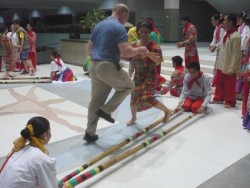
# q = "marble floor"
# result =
<box><xmin>0</xmin><ymin>43</ymin><xmax>250</xmax><ymax>188</ymax></box>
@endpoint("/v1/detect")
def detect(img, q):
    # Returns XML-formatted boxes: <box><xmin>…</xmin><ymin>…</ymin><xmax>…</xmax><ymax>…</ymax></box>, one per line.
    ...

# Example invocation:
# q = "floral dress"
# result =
<box><xmin>130</xmin><ymin>40</ymin><xmax>163</xmax><ymax>111</ymax></box>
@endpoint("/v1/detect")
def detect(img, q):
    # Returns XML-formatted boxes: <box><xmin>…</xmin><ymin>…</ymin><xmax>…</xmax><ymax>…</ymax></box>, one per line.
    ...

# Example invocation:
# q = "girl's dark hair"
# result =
<box><xmin>21</xmin><ymin>116</ymin><xmax>50</xmax><ymax>139</ymax></box>
<box><xmin>0</xmin><ymin>26</ymin><xmax>7</xmax><ymax>34</ymax></box>
<box><xmin>187</xmin><ymin>62</ymin><xmax>200</xmax><ymax>71</ymax></box>
<box><xmin>136</xmin><ymin>20</ymin><xmax>153</xmax><ymax>37</ymax></box>
<box><xmin>225</xmin><ymin>13</ymin><xmax>238</xmax><ymax>27</ymax></box>
<box><xmin>172</xmin><ymin>56</ymin><xmax>183</xmax><ymax>66</ymax></box>
<box><xmin>212</xmin><ymin>13</ymin><xmax>224</xmax><ymax>23</ymax></box>
<box><xmin>237</xmin><ymin>11</ymin><xmax>247</xmax><ymax>21</ymax></box>
<box><xmin>51</xmin><ymin>50</ymin><xmax>60</xmax><ymax>58</ymax></box>
<box><xmin>27</xmin><ymin>23</ymin><xmax>33</xmax><ymax>28</ymax></box>
<box><xmin>180</xmin><ymin>16</ymin><xmax>190</xmax><ymax>22</ymax></box>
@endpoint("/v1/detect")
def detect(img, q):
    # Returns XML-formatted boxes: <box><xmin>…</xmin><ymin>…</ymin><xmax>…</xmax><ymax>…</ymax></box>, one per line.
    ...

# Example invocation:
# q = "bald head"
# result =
<box><xmin>111</xmin><ymin>4</ymin><xmax>129</xmax><ymax>24</ymax></box>
<box><xmin>112</xmin><ymin>4</ymin><xmax>129</xmax><ymax>15</ymax></box>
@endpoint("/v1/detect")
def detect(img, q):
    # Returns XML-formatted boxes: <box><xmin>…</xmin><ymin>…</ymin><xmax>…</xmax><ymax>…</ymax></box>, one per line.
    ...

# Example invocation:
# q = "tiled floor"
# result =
<box><xmin>0</xmin><ymin>43</ymin><xmax>249</xmax><ymax>188</ymax></box>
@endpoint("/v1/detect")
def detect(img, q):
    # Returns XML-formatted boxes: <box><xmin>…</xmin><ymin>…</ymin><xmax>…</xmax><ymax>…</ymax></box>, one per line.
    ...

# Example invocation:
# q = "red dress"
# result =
<box><xmin>27</xmin><ymin>31</ymin><xmax>37</xmax><ymax>70</ymax></box>
<box><xmin>130</xmin><ymin>41</ymin><xmax>163</xmax><ymax>111</ymax></box>
<box><xmin>183</xmin><ymin>23</ymin><xmax>199</xmax><ymax>68</ymax></box>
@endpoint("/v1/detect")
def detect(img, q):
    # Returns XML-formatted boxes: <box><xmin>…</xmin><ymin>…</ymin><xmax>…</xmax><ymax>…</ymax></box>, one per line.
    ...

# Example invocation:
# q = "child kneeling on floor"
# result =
<box><xmin>50</xmin><ymin>50</ymin><xmax>77</xmax><ymax>82</ymax></box>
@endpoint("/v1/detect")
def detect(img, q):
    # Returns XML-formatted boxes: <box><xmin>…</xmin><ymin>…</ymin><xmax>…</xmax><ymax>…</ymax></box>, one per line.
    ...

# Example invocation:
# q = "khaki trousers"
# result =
<box><xmin>86</xmin><ymin>61</ymin><xmax>134</xmax><ymax>135</ymax></box>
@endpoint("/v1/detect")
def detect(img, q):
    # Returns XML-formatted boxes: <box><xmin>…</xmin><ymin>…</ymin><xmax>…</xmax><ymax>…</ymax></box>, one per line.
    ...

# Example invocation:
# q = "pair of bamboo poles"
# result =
<box><xmin>0</xmin><ymin>76</ymin><xmax>51</xmax><ymax>84</ymax></box>
<box><xmin>58</xmin><ymin>109</ymin><xmax>197</xmax><ymax>188</ymax></box>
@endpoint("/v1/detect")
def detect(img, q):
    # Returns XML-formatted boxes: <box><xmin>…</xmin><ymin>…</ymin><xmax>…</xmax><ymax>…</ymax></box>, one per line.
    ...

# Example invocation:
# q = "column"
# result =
<box><xmin>163</xmin><ymin>0</ymin><xmax>180</xmax><ymax>42</ymax></box>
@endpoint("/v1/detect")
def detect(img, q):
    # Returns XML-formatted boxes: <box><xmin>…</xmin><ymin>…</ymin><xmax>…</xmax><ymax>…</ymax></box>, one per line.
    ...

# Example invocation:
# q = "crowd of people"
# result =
<box><xmin>0</xmin><ymin>3</ymin><xmax>250</xmax><ymax>188</ymax></box>
<box><xmin>0</xmin><ymin>20</ymin><xmax>36</xmax><ymax>78</ymax></box>
<box><xmin>0</xmin><ymin>20</ymin><xmax>76</xmax><ymax>82</ymax></box>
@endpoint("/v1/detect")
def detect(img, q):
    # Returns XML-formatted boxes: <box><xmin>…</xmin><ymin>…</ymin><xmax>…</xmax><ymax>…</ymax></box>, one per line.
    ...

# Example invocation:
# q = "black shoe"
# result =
<box><xmin>95</xmin><ymin>109</ymin><xmax>115</xmax><ymax>123</ymax></box>
<box><xmin>83</xmin><ymin>132</ymin><xmax>98</xmax><ymax>142</ymax></box>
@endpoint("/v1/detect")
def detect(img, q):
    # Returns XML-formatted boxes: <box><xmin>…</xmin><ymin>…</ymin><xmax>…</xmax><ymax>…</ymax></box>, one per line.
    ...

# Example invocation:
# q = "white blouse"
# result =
<box><xmin>238</xmin><ymin>23</ymin><xmax>250</xmax><ymax>53</ymax></box>
<box><xmin>210</xmin><ymin>26</ymin><xmax>225</xmax><ymax>49</ymax></box>
<box><xmin>0</xmin><ymin>145</ymin><xmax>57</xmax><ymax>188</ymax></box>
<box><xmin>7</xmin><ymin>32</ymin><xmax>19</xmax><ymax>46</ymax></box>
<box><xmin>51</xmin><ymin>58</ymin><xmax>67</xmax><ymax>73</ymax></box>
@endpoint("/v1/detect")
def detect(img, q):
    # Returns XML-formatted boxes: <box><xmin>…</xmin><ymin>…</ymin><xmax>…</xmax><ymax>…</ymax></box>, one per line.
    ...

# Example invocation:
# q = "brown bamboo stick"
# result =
<box><xmin>64</xmin><ymin>113</ymin><xmax>195</xmax><ymax>188</ymax></box>
<box><xmin>0</xmin><ymin>76</ymin><xmax>50</xmax><ymax>80</ymax></box>
<box><xmin>58</xmin><ymin>109</ymin><xmax>182</xmax><ymax>187</ymax></box>
<box><xmin>0</xmin><ymin>79</ymin><xmax>51</xmax><ymax>84</ymax></box>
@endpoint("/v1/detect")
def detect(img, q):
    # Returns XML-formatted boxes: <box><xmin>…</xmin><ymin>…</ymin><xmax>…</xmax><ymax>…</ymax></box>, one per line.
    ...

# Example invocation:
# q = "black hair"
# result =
<box><xmin>136</xmin><ymin>20</ymin><xmax>153</xmax><ymax>37</ymax></box>
<box><xmin>237</xmin><ymin>11</ymin><xmax>247</xmax><ymax>21</ymax></box>
<box><xmin>187</xmin><ymin>62</ymin><xmax>200</xmax><ymax>71</ymax></box>
<box><xmin>13</xmin><ymin>19</ymin><xmax>20</xmax><ymax>25</ymax></box>
<box><xmin>0</xmin><ymin>26</ymin><xmax>7</xmax><ymax>34</ymax></box>
<box><xmin>225</xmin><ymin>13</ymin><xmax>237</xmax><ymax>27</ymax></box>
<box><xmin>51</xmin><ymin>50</ymin><xmax>60</xmax><ymax>58</ymax></box>
<box><xmin>27</xmin><ymin>23</ymin><xmax>33</xmax><ymax>28</ymax></box>
<box><xmin>180</xmin><ymin>16</ymin><xmax>190</xmax><ymax>22</ymax></box>
<box><xmin>21</xmin><ymin>116</ymin><xmax>50</xmax><ymax>139</ymax></box>
<box><xmin>212</xmin><ymin>13</ymin><xmax>224</xmax><ymax>23</ymax></box>
<box><xmin>172</xmin><ymin>56</ymin><xmax>183</xmax><ymax>66</ymax></box>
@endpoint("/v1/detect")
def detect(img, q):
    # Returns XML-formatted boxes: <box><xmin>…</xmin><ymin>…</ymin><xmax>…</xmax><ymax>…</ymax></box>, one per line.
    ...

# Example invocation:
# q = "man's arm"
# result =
<box><xmin>118</xmin><ymin>42</ymin><xmax>147</xmax><ymax>58</ymax></box>
<box><xmin>87</xmin><ymin>40</ymin><xmax>93</xmax><ymax>54</ymax></box>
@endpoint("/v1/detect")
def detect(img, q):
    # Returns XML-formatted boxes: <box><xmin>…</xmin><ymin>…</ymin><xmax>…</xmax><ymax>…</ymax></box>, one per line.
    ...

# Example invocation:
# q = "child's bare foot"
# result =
<box><xmin>163</xmin><ymin>110</ymin><xmax>172</xmax><ymax>123</ymax></box>
<box><xmin>127</xmin><ymin>118</ymin><xmax>136</xmax><ymax>126</ymax></box>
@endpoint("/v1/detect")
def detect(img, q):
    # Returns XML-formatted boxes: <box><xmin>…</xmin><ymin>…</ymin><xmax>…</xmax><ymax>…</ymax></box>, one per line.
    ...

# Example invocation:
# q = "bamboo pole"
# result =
<box><xmin>63</xmin><ymin>113</ymin><xmax>196</xmax><ymax>188</ymax></box>
<box><xmin>0</xmin><ymin>76</ymin><xmax>50</xmax><ymax>80</ymax></box>
<box><xmin>58</xmin><ymin>109</ymin><xmax>181</xmax><ymax>187</ymax></box>
<box><xmin>0</xmin><ymin>79</ymin><xmax>51</xmax><ymax>84</ymax></box>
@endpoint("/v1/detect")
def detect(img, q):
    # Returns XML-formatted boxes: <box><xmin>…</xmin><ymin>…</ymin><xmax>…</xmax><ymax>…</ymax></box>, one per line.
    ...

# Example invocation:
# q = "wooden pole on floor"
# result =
<box><xmin>0</xmin><ymin>76</ymin><xmax>51</xmax><ymax>80</ymax></box>
<box><xmin>0</xmin><ymin>79</ymin><xmax>51</xmax><ymax>84</ymax></box>
<box><xmin>58</xmin><ymin>109</ymin><xmax>182</xmax><ymax>187</ymax></box>
<box><xmin>63</xmin><ymin>113</ymin><xmax>196</xmax><ymax>188</ymax></box>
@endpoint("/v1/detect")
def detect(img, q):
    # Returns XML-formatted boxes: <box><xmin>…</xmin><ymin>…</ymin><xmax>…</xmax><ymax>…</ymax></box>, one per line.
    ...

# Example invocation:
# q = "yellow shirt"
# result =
<box><xmin>127</xmin><ymin>26</ymin><xmax>139</xmax><ymax>44</ymax></box>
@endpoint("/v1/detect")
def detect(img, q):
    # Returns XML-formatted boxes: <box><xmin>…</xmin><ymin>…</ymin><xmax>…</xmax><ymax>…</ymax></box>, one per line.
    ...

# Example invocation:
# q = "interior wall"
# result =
<box><xmin>179</xmin><ymin>0</ymin><xmax>219</xmax><ymax>42</ymax></box>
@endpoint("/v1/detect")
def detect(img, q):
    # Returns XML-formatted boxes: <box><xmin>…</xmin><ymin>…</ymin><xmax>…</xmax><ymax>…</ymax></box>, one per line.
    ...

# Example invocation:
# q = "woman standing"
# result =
<box><xmin>127</xmin><ymin>21</ymin><xmax>171</xmax><ymax>126</ymax></box>
<box><xmin>27</xmin><ymin>24</ymin><xmax>37</xmax><ymax>70</ymax></box>
<box><xmin>209</xmin><ymin>13</ymin><xmax>225</xmax><ymax>86</ymax></box>
<box><xmin>0</xmin><ymin>26</ymin><xmax>14</xmax><ymax>78</ymax></box>
<box><xmin>236</xmin><ymin>11</ymin><xmax>250</xmax><ymax>116</ymax></box>
<box><xmin>7</xmin><ymin>24</ymin><xmax>21</xmax><ymax>71</ymax></box>
<box><xmin>0</xmin><ymin>116</ymin><xmax>58</xmax><ymax>188</ymax></box>
<box><xmin>177</xmin><ymin>16</ymin><xmax>199</xmax><ymax>68</ymax></box>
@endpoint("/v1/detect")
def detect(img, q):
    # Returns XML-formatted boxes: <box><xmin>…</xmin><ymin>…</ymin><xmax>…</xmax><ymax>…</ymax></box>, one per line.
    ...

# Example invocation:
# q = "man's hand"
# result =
<box><xmin>197</xmin><ymin>106</ymin><xmax>206</xmax><ymax>114</ymax></box>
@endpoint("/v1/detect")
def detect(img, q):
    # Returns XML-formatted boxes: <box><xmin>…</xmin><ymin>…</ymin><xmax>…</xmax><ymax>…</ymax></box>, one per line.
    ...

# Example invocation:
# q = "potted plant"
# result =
<box><xmin>80</xmin><ymin>9</ymin><xmax>107</xmax><ymax>33</ymax></box>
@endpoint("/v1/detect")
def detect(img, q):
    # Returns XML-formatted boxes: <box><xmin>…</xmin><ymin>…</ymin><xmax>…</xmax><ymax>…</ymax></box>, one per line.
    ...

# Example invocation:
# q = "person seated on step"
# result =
<box><xmin>50</xmin><ymin>50</ymin><xmax>77</xmax><ymax>82</ymax></box>
<box><xmin>127</xmin><ymin>20</ymin><xmax>172</xmax><ymax>126</ymax></box>
<box><xmin>160</xmin><ymin>55</ymin><xmax>187</xmax><ymax>97</ymax></box>
<box><xmin>0</xmin><ymin>116</ymin><xmax>58</xmax><ymax>188</ymax></box>
<box><xmin>176</xmin><ymin>62</ymin><xmax>211</xmax><ymax>114</ymax></box>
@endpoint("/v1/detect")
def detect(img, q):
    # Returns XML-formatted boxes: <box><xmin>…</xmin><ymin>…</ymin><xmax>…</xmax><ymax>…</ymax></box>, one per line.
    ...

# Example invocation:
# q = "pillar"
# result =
<box><xmin>163</xmin><ymin>0</ymin><xmax>180</xmax><ymax>42</ymax></box>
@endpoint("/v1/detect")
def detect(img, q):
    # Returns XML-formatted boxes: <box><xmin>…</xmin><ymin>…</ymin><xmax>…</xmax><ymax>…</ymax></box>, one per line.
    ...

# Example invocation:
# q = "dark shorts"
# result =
<box><xmin>20</xmin><ymin>49</ymin><xmax>29</xmax><ymax>61</ymax></box>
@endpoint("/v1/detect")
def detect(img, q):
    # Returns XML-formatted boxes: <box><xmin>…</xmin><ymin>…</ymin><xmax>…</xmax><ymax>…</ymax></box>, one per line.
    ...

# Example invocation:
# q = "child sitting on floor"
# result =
<box><xmin>161</xmin><ymin>55</ymin><xmax>186</xmax><ymax>97</ymax></box>
<box><xmin>50</xmin><ymin>50</ymin><xmax>77</xmax><ymax>82</ymax></box>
